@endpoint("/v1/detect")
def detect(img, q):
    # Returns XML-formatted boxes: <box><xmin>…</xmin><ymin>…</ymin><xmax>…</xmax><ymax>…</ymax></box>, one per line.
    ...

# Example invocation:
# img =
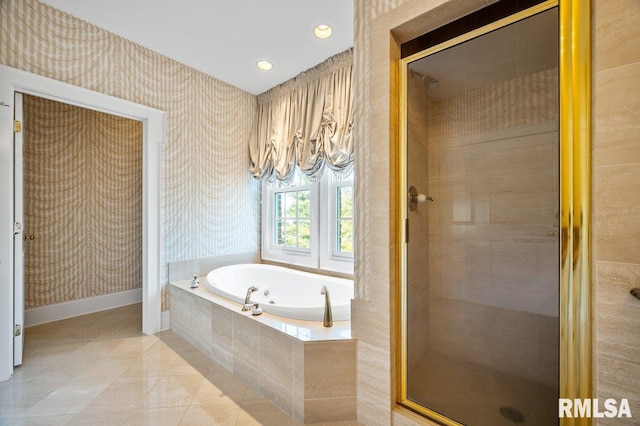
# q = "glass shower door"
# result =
<box><xmin>403</xmin><ymin>7</ymin><xmax>560</xmax><ymax>425</ymax></box>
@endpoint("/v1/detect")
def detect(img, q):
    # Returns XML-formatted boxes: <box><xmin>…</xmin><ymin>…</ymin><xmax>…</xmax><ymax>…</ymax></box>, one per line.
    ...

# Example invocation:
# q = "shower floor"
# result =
<box><xmin>407</xmin><ymin>351</ymin><xmax>558</xmax><ymax>425</ymax></box>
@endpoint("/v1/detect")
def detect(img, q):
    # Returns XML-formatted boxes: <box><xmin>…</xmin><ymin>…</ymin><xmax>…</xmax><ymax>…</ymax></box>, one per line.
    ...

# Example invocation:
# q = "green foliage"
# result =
<box><xmin>337</xmin><ymin>186</ymin><xmax>354</xmax><ymax>253</ymax></box>
<box><xmin>273</xmin><ymin>175</ymin><xmax>354</xmax><ymax>254</ymax></box>
<box><xmin>275</xmin><ymin>190</ymin><xmax>311</xmax><ymax>248</ymax></box>
<box><xmin>339</xmin><ymin>219</ymin><xmax>353</xmax><ymax>252</ymax></box>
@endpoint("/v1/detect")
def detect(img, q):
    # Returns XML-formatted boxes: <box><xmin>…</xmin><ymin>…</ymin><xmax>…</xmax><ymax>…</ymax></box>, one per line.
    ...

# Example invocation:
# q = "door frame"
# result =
<box><xmin>13</xmin><ymin>92</ymin><xmax>24</xmax><ymax>367</ymax></box>
<box><xmin>396</xmin><ymin>0</ymin><xmax>592</xmax><ymax>424</ymax></box>
<box><xmin>0</xmin><ymin>65</ymin><xmax>165</xmax><ymax>381</ymax></box>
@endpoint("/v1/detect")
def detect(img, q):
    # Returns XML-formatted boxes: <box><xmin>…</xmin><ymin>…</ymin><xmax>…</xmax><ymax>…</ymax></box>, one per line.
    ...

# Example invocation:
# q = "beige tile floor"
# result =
<box><xmin>0</xmin><ymin>304</ymin><xmax>361</xmax><ymax>426</ymax></box>
<box><xmin>407</xmin><ymin>350</ymin><xmax>558</xmax><ymax>426</ymax></box>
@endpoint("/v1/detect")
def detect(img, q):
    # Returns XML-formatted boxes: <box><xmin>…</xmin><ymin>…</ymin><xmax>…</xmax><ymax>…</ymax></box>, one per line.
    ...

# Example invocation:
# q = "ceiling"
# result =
<box><xmin>39</xmin><ymin>0</ymin><xmax>354</xmax><ymax>95</ymax></box>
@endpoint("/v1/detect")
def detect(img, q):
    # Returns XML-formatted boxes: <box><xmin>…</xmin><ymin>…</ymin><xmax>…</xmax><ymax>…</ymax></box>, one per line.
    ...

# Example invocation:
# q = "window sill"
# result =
<box><xmin>260</xmin><ymin>257</ymin><xmax>354</xmax><ymax>280</ymax></box>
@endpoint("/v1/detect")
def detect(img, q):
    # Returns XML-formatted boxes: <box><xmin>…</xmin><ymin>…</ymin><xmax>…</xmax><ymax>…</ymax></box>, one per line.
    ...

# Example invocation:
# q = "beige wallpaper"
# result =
<box><xmin>1</xmin><ymin>0</ymin><xmax>260</xmax><ymax>310</ymax></box>
<box><xmin>23</xmin><ymin>94</ymin><xmax>142</xmax><ymax>309</ymax></box>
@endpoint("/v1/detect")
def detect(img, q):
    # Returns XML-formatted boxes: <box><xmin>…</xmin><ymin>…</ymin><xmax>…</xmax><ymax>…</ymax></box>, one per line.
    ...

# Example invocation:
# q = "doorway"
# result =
<box><xmin>15</xmin><ymin>93</ymin><xmax>143</xmax><ymax>365</ymax></box>
<box><xmin>0</xmin><ymin>65</ymin><xmax>164</xmax><ymax>381</ymax></box>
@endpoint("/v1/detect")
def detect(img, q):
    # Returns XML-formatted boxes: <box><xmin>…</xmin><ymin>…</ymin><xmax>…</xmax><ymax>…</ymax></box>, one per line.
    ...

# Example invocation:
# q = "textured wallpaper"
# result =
<box><xmin>23</xmin><ymin>95</ymin><xmax>142</xmax><ymax>309</ymax></box>
<box><xmin>1</xmin><ymin>0</ymin><xmax>260</xmax><ymax>310</ymax></box>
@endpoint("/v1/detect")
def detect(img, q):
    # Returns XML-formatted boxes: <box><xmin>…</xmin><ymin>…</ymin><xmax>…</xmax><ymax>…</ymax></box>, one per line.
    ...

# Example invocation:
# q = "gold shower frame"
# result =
<box><xmin>396</xmin><ymin>1</ymin><xmax>592</xmax><ymax>424</ymax></box>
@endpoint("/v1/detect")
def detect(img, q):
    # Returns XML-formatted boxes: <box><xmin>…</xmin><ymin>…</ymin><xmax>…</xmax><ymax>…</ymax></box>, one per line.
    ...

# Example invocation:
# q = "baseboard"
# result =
<box><xmin>24</xmin><ymin>288</ymin><xmax>142</xmax><ymax>327</ymax></box>
<box><xmin>161</xmin><ymin>310</ymin><xmax>170</xmax><ymax>331</ymax></box>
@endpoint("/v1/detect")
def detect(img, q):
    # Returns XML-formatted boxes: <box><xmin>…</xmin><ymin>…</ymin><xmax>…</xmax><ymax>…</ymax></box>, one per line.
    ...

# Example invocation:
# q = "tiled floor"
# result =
<box><xmin>407</xmin><ymin>351</ymin><xmax>558</xmax><ymax>426</ymax></box>
<box><xmin>0</xmin><ymin>304</ymin><xmax>361</xmax><ymax>426</ymax></box>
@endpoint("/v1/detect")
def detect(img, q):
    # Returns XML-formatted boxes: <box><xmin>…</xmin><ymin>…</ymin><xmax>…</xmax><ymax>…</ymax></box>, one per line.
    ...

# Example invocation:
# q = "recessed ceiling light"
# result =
<box><xmin>257</xmin><ymin>60</ymin><xmax>273</xmax><ymax>71</ymax></box>
<box><xmin>314</xmin><ymin>24</ymin><xmax>333</xmax><ymax>39</ymax></box>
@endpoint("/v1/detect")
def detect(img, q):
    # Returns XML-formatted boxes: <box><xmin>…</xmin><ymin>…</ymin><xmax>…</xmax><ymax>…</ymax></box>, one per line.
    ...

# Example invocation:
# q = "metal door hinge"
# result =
<box><xmin>13</xmin><ymin>120</ymin><xmax>22</xmax><ymax>133</ymax></box>
<box><xmin>14</xmin><ymin>222</ymin><xmax>23</xmax><ymax>235</ymax></box>
<box><xmin>14</xmin><ymin>324</ymin><xmax>21</xmax><ymax>337</ymax></box>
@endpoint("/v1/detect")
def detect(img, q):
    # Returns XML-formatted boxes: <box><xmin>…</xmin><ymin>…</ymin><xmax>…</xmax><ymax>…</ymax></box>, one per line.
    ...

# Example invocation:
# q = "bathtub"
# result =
<box><xmin>205</xmin><ymin>264</ymin><xmax>353</xmax><ymax>321</ymax></box>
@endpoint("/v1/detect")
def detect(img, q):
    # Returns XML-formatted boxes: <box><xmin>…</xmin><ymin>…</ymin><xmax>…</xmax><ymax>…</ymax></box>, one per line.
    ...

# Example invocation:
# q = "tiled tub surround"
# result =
<box><xmin>169</xmin><ymin>280</ymin><xmax>356</xmax><ymax>424</ymax></box>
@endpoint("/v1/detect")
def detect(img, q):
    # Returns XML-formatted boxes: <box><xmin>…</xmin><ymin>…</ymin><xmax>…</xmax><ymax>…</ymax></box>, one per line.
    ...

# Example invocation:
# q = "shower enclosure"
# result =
<box><xmin>399</xmin><ymin>3</ymin><xmax>567</xmax><ymax>425</ymax></box>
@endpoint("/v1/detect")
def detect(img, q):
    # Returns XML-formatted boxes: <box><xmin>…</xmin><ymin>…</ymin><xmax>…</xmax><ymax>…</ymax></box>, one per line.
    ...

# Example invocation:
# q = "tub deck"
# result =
<box><xmin>169</xmin><ymin>279</ymin><xmax>356</xmax><ymax>424</ymax></box>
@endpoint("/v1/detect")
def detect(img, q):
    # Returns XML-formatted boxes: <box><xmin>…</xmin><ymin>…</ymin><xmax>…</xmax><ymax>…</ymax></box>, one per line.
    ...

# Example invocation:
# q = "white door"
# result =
<box><xmin>13</xmin><ymin>92</ymin><xmax>24</xmax><ymax>366</ymax></box>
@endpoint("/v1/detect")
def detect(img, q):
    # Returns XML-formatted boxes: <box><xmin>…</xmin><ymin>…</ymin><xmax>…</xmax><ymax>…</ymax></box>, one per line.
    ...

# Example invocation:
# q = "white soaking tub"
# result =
<box><xmin>205</xmin><ymin>264</ymin><xmax>353</xmax><ymax>321</ymax></box>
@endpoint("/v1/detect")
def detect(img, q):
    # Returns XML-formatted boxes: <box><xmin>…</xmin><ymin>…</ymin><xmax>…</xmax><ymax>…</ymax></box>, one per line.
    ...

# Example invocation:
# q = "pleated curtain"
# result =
<box><xmin>249</xmin><ymin>49</ymin><xmax>353</xmax><ymax>182</ymax></box>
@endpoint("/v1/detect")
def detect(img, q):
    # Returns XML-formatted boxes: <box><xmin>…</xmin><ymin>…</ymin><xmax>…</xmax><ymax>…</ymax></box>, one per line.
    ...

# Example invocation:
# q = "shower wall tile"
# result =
<box><xmin>594</xmin><ymin>163</ymin><xmax>640</xmax><ymax>265</ymax></box>
<box><xmin>594</xmin><ymin>261</ymin><xmax>640</xmax><ymax>424</ymax></box>
<box><xmin>0</xmin><ymin>0</ymin><xmax>260</xmax><ymax>312</ymax></box>
<box><xmin>593</xmin><ymin>63</ymin><xmax>640</xmax><ymax>167</ymax></box>
<box><xmin>353</xmin><ymin>0</ymin><xmax>491</xmax><ymax>423</ymax></box>
<box><xmin>593</xmin><ymin>0</ymin><xmax>640</xmax><ymax>73</ymax></box>
<box><xmin>351</xmin><ymin>298</ymin><xmax>390</xmax><ymax>349</ymax></box>
<box><xmin>356</xmin><ymin>341</ymin><xmax>393</xmax><ymax>426</ymax></box>
<box><xmin>429</xmin><ymin>298</ymin><xmax>558</xmax><ymax>388</ymax></box>
<box><xmin>428</xmin><ymin>115</ymin><xmax>559</xmax><ymax>317</ymax></box>
<box><xmin>356</xmin><ymin>1</ymin><xmax>640</xmax><ymax>425</ymax></box>
<box><xmin>592</xmin><ymin>1</ymin><xmax>640</xmax><ymax>424</ymax></box>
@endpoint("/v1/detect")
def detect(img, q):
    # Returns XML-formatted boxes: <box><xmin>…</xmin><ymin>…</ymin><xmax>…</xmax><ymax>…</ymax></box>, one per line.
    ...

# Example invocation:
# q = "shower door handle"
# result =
<box><xmin>405</xmin><ymin>218</ymin><xmax>409</xmax><ymax>243</ymax></box>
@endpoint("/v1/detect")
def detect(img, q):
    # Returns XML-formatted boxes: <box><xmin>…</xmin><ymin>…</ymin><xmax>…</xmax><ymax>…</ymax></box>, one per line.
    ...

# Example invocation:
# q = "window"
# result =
<box><xmin>272</xmin><ymin>172</ymin><xmax>312</xmax><ymax>251</ymax></box>
<box><xmin>262</xmin><ymin>168</ymin><xmax>354</xmax><ymax>274</ymax></box>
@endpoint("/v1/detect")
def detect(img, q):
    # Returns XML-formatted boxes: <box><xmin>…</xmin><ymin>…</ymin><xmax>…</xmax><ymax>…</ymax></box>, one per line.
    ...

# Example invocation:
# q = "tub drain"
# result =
<box><xmin>499</xmin><ymin>406</ymin><xmax>525</xmax><ymax>423</ymax></box>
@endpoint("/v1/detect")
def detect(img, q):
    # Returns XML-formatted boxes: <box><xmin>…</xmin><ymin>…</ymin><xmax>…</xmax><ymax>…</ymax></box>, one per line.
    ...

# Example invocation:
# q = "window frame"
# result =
<box><xmin>261</xmin><ymin>173</ymin><xmax>319</xmax><ymax>268</ymax></box>
<box><xmin>261</xmin><ymin>169</ymin><xmax>354</xmax><ymax>274</ymax></box>
<box><xmin>320</xmin><ymin>172</ymin><xmax>354</xmax><ymax>274</ymax></box>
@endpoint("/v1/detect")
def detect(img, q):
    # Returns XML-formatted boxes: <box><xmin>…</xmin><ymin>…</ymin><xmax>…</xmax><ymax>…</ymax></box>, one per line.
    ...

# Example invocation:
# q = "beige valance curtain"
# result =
<box><xmin>249</xmin><ymin>49</ymin><xmax>353</xmax><ymax>182</ymax></box>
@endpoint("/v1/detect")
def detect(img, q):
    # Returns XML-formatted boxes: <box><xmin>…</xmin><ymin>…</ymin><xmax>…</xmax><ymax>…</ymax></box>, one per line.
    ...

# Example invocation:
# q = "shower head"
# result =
<box><xmin>422</xmin><ymin>75</ymin><xmax>440</xmax><ymax>92</ymax></box>
<box><xmin>410</xmin><ymin>69</ymin><xmax>439</xmax><ymax>92</ymax></box>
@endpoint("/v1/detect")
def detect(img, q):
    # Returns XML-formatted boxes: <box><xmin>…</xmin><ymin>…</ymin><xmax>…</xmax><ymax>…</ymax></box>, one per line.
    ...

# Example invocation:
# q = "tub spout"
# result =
<box><xmin>320</xmin><ymin>286</ymin><xmax>333</xmax><ymax>327</ymax></box>
<box><xmin>242</xmin><ymin>286</ymin><xmax>258</xmax><ymax>311</ymax></box>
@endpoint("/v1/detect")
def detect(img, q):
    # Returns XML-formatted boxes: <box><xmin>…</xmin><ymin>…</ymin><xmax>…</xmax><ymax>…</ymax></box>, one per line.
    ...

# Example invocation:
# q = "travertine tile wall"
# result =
<box><xmin>592</xmin><ymin>0</ymin><xmax>640</xmax><ymax>423</ymax></box>
<box><xmin>352</xmin><ymin>1</ymin><xmax>492</xmax><ymax>424</ymax></box>
<box><xmin>22</xmin><ymin>95</ymin><xmax>142</xmax><ymax>308</ymax></box>
<box><xmin>353</xmin><ymin>0</ymin><xmax>638</xmax><ymax>424</ymax></box>
<box><xmin>428</xmin><ymin>121</ymin><xmax>559</xmax><ymax>316</ymax></box>
<box><xmin>424</xmin><ymin>67</ymin><xmax>560</xmax><ymax>388</ymax></box>
<box><xmin>403</xmin><ymin>24</ymin><xmax>560</xmax><ymax>407</ymax></box>
<box><xmin>0</xmin><ymin>0</ymin><xmax>260</xmax><ymax>311</ymax></box>
<box><xmin>169</xmin><ymin>283</ymin><xmax>357</xmax><ymax>423</ymax></box>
